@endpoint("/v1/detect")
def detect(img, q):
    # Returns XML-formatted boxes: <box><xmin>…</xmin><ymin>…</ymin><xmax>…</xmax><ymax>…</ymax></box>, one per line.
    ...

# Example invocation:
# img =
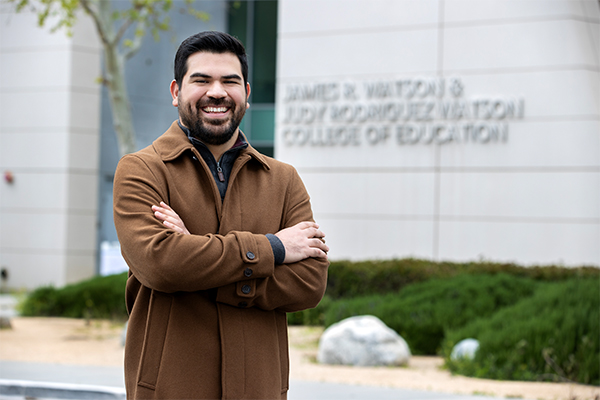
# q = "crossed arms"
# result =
<box><xmin>152</xmin><ymin>202</ymin><xmax>329</xmax><ymax>263</ymax></box>
<box><xmin>113</xmin><ymin>152</ymin><xmax>330</xmax><ymax>312</ymax></box>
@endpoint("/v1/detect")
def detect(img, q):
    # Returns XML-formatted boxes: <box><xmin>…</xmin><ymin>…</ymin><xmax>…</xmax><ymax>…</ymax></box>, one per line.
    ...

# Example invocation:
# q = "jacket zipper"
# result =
<box><xmin>216</xmin><ymin>160</ymin><xmax>225</xmax><ymax>182</ymax></box>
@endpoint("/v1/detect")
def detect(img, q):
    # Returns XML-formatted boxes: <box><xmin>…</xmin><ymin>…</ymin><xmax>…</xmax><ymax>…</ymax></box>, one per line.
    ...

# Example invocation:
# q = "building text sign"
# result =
<box><xmin>280</xmin><ymin>78</ymin><xmax>524</xmax><ymax>147</ymax></box>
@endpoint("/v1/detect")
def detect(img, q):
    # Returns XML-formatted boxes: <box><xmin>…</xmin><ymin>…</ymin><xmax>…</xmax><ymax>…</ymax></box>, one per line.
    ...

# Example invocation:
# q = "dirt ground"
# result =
<box><xmin>0</xmin><ymin>317</ymin><xmax>598</xmax><ymax>400</ymax></box>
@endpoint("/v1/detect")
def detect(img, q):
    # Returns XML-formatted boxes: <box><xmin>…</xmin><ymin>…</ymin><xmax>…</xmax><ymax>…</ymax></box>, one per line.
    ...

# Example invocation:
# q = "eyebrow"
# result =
<box><xmin>189</xmin><ymin>72</ymin><xmax>242</xmax><ymax>81</ymax></box>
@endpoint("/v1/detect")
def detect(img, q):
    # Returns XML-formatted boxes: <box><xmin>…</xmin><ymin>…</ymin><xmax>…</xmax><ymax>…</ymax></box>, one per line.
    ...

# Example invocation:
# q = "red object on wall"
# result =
<box><xmin>4</xmin><ymin>171</ymin><xmax>14</xmax><ymax>184</ymax></box>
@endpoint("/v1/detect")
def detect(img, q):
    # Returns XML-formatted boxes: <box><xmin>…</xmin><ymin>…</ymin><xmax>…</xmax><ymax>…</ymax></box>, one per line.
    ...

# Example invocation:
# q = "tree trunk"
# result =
<box><xmin>103</xmin><ymin>44</ymin><xmax>136</xmax><ymax>157</ymax></box>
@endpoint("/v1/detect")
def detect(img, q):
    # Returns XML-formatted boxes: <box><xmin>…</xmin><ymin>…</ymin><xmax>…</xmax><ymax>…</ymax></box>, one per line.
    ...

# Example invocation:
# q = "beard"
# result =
<box><xmin>179</xmin><ymin>97</ymin><xmax>246</xmax><ymax>146</ymax></box>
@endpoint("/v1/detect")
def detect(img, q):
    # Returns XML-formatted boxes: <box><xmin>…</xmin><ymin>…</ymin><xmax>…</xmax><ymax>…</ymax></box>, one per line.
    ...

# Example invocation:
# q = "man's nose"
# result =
<box><xmin>207</xmin><ymin>81</ymin><xmax>227</xmax><ymax>98</ymax></box>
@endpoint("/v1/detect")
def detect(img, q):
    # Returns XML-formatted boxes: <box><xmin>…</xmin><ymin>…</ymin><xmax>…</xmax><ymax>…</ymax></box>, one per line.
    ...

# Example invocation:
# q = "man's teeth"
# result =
<box><xmin>204</xmin><ymin>107</ymin><xmax>228</xmax><ymax>113</ymax></box>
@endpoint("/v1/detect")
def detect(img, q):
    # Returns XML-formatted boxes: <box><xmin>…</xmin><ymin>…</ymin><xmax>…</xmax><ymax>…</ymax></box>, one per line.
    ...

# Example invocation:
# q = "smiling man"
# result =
<box><xmin>113</xmin><ymin>31</ymin><xmax>329</xmax><ymax>400</ymax></box>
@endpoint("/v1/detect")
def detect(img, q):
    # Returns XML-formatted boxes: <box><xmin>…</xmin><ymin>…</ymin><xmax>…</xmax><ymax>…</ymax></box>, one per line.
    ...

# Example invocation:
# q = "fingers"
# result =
<box><xmin>311</xmin><ymin>237</ymin><xmax>329</xmax><ymax>256</ymax></box>
<box><xmin>305</xmin><ymin>242</ymin><xmax>328</xmax><ymax>260</ymax></box>
<box><xmin>276</xmin><ymin>221</ymin><xmax>329</xmax><ymax>263</ymax></box>
<box><xmin>152</xmin><ymin>202</ymin><xmax>180</xmax><ymax>221</ymax></box>
<box><xmin>151</xmin><ymin>202</ymin><xmax>190</xmax><ymax>235</ymax></box>
<box><xmin>153</xmin><ymin>202</ymin><xmax>177</xmax><ymax>217</ymax></box>
<box><xmin>294</xmin><ymin>221</ymin><xmax>325</xmax><ymax>239</ymax></box>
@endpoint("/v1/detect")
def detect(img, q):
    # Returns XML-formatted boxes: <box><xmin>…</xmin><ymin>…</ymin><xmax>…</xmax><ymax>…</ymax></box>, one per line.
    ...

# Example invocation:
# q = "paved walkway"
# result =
<box><xmin>0</xmin><ymin>360</ymin><xmax>506</xmax><ymax>400</ymax></box>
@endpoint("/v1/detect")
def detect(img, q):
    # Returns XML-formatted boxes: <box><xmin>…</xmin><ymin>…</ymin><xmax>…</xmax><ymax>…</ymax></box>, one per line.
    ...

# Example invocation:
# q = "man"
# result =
<box><xmin>113</xmin><ymin>31</ymin><xmax>329</xmax><ymax>400</ymax></box>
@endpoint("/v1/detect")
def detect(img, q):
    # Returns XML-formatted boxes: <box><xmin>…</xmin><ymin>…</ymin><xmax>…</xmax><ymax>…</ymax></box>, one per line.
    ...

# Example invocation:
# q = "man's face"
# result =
<box><xmin>170</xmin><ymin>51</ymin><xmax>250</xmax><ymax>145</ymax></box>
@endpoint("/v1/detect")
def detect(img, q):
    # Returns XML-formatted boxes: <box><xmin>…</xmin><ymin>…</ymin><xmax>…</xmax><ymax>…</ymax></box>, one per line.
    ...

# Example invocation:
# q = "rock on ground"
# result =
<box><xmin>317</xmin><ymin>315</ymin><xmax>411</xmax><ymax>367</ymax></box>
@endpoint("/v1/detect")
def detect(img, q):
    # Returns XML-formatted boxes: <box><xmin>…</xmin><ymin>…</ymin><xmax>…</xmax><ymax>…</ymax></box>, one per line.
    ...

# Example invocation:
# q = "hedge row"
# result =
<box><xmin>321</xmin><ymin>273</ymin><xmax>539</xmax><ymax>355</ymax></box>
<box><xmin>21</xmin><ymin>258</ymin><xmax>597</xmax><ymax>324</ymax></box>
<box><xmin>288</xmin><ymin>258</ymin><xmax>598</xmax><ymax>328</ymax></box>
<box><xmin>20</xmin><ymin>272</ymin><xmax>128</xmax><ymax>320</ymax></box>
<box><xmin>325</xmin><ymin>258</ymin><xmax>599</xmax><ymax>299</ymax></box>
<box><xmin>292</xmin><ymin>275</ymin><xmax>599</xmax><ymax>385</ymax></box>
<box><xmin>443</xmin><ymin>278</ymin><xmax>599</xmax><ymax>385</ymax></box>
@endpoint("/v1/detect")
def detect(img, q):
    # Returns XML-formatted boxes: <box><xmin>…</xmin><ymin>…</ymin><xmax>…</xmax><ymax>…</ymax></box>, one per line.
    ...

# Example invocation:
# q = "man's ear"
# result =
<box><xmin>245</xmin><ymin>82</ymin><xmax>251</xmax><ymax>109</ymax></box>
<box><xmin>170</xmin><ymin>80</ymin><xmax>179</xmax><ymax>107</ymax></box>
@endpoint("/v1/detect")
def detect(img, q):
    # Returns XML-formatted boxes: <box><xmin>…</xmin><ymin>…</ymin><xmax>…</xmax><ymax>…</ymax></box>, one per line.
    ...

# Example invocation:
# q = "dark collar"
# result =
<box><xmin>152</xmin><ymin>120</ymin><xmax>271</xmax><ymax>171</ymax></box>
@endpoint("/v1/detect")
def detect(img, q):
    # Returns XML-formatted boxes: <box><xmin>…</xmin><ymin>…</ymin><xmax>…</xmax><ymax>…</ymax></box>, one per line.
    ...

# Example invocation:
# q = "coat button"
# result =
<box><xmin>244</xmin><ymin>268</ymin><xmax>253</xmax><ymax>277</ymax></box>
<box><xmin>241</xmin><ymin>285</ymin><xmax>251</xmax><ymax>294</ymax></box>
<box><xmin>246</xmin><ymin>251</ymin><xmax>255</xmax><ymax>260</ymax></box>
<box><xmin>238</xmin><ymin>301</ymin><xmax>248</xmax><ymax>308</ymax></box>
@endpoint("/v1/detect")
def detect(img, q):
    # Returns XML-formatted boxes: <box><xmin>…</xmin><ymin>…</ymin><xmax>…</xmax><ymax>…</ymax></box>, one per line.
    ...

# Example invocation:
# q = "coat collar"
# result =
<box><xmin>153</xmin><ymin>120</ymin><xmax>271</xmax><ymax>171</ymax></box>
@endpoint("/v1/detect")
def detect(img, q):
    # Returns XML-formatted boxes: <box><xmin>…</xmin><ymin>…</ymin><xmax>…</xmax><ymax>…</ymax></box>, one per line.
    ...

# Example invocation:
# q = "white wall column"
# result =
<box><xmin>0</xmin><ymin>4</ymin><xmax>102</xmax><ymax>289</ymax></box>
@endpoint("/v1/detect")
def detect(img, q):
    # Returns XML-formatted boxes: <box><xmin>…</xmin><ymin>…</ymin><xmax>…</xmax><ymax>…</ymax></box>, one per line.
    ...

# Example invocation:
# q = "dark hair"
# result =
<box><xmin>174</xmin><ymin>31</ymin><xmax>248</xmax><ymax>88</ymax></box>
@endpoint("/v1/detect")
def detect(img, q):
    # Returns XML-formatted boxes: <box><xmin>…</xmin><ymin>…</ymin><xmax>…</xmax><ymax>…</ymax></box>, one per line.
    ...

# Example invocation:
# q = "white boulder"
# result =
<box><xmin>450</xmin><ymin>338</ymin><xmax>480</xmax><ymax>360</ymax></box>
<box><xmin>317</xmin><ymin>315</ymin><xmax>411</xmax><ymax>367</ymax></box>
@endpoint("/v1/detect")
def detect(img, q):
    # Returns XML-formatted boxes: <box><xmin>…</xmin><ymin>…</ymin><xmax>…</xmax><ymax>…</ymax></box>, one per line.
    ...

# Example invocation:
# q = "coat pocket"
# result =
<box><xmin>137</xmin><ymin>290</ymin><xmax>173</xmax><ymax>390</ymax></box>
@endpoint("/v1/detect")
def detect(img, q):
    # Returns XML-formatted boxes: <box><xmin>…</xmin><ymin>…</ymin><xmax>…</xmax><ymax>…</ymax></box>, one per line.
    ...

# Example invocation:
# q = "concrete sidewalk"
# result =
<box><xmin>0</xmin><ymin>360</ymin><xmax>506</xmax><ymax>400</ymax></box>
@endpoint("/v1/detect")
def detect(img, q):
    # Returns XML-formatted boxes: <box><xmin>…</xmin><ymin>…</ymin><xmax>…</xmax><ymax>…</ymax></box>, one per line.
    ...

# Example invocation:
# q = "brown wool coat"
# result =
<box><xmin>113</xmin><ymin>121</ymin><xmax>329</xmax><ymax>400</ymax></box>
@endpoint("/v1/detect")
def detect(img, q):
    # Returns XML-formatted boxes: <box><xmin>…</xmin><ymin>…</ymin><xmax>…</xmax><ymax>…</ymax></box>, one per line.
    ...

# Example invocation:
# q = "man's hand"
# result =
<box><xmin>152</xmin><ymin>202</ymin><xmax>190</xmax><ymax>235</ymax></box>
<box><xmin>275</xmin><ymin>221</ymin><xmax>329</xmax><ymax>264</ymax></box>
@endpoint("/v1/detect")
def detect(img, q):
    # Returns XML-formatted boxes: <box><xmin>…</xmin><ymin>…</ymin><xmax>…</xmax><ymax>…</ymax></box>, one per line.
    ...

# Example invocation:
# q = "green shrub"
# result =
<box><xmin>326</xmin><ymin>258</ymin><xmax>599</xmax><ymax>299</ymax></box>
<box><xmin>443</xmin><ymin>278</ymin><xmax>599</xmax><ymax>385</ymax></box>
<box><xmin>288</xmin><ymin>295</ymin><xmax>332</xmax><ymax>326</ymax></box>
<box><xmin>324</xmin><ymin>273</ymin><xmax>539</xmax><ymax>355</ymax></box>
<box><xmin>20</xmin><ymin>272</ymin><xmax>128</xmax><ymax>320</ymax></box>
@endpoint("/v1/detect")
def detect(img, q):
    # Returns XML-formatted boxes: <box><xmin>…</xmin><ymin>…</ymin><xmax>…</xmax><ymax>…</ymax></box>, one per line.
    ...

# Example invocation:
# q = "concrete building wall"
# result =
<box><xmin>275</xmin><ymin>0</ymin><xmax>600</xmax><ymax>266</ymax></box>
<box><xmin>0</xmin><ymin>5</ymin><xmax>102</xmax><ymax>289</ymax></box>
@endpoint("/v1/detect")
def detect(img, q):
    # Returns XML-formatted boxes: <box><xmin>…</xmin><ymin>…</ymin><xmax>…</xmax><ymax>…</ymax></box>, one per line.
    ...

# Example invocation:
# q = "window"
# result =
<box><xmin>228</xmin><ymin>0</ymin><xmax>278</xmax><ymax>157</ymax></box>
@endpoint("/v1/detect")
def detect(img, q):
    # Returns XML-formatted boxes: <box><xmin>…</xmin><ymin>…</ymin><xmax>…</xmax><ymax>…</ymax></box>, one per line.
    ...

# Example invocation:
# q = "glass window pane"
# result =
<box><xmin>250</xmin><ymin>107</ymin><xmax>275</xmax><ymax>142</ymax></box>
<box><xmin>228</xmin><ymin>1</ymin><xmax>248</xmax><ymax>45</ymax></box>
<box><xmin>252</xmin><ymin>0</ymin><xmax>278</xmax><ymax>104</ymax></box>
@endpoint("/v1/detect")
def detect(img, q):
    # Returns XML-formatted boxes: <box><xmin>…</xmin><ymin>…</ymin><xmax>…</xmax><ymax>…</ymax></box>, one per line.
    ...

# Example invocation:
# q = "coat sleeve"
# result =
<box><xmin>113</xmin><ymin>153</ymin><xmax>275</xmax><ymax>294</ymax></box>
<box><xmin>215</xmin><ymin>166</ymin><xmax>329</xmax><ymax>313</ymax></box>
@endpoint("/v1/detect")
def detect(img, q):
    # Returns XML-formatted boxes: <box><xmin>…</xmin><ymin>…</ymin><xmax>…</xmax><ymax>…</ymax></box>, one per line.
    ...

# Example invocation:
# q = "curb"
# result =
<box><xmin>0</xmin><ymin>379</ymin><xmax>125</xmax><ymax>400</ymax></box>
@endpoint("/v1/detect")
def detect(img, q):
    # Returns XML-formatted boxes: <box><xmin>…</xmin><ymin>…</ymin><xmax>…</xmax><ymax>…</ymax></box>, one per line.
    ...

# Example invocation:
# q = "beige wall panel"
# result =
<box><xmin>0</xmin><ymin>131</ymin><xmax>70</xmax><ymax>169</ymax></box>
<box><xmin>1</xmin><ymin>213</ymin><xmax>67</xmax><ymax>250</ymax></box>
<box><xmin>0</xmin><ymin>253</ymin><xmax>66</xmax><ymax>288</ymax></box>
<box><xmin>66</xmin><ymin>214</ymin><xmax>97</xmax><ymax>252</ymax></box>
<box><xmin>70</xmin><ymin>50</ymin><xmax>102</xmax><ymax>90</ymax></box>
<box><xmin>580</xmin><ymin>1</ymin><xmax>600</xmax><ymax>18</ymax></box>
<box><xmin>443</xmin><ymin>20</ymin><xmax>598</xmax><ymax>71</ymax></box>
<box><xmin>68</xmin><ymin>132</ymin><xmax>101</xmax><ymax>171</ymax></box>
<box><xmin>67</xmin><ymin>173</ymin><xmax>99</xmax><ymax>212</ymax></box>
<box><xmin>69</xmin><ymin>91</ymin><xmax>101</xmax><ymax>130</ymax></box>
<box><xmin>315</xmin><ymin>217</ymin><xmax>435</xmax><ymax>261</ymax></box>
<box><xmin>280</xmin><ymin>0</ymin><xmax>438</xmax><ymax>34</ymax></box>
<box><xmin>301</xmin><ymin>171</ymin><xmax>435</xmax><ymax>217</ymax></box>
<box><xmin>0</xmin><ymin>172</ymin><xmax>68</xmax><ymax>209</ymax></box>
<box><xmin>0</xmin><ymin>91</ymin><xmax>70</xmax><ymax>129</ymax></box>
<box><xmin>0</xmin><ymin>51</ymin><xmax>72</xmax><ymax>89</ymax></box>
<box><xmin>0</xmin><ymin>8</ymin><xmax>70</xmax><ymax>49</ymax></box>
<box><xmin>65</xmin><ymin>254</ymin><xmax>96</xmax><ymax>285</ymax></box>
<box><xmin>454</xmin><ymin>70</ymin><xmax>599</xmax><ymax>118</ymax></box>
<box><xmin>437</xmin><ymin>220</ymin><xmax>599</xmax><ymax>266</ymax></box>
<box><xmin>277</xmin><ymin>29</ymin><xmax>439</xmax><ymax>79</ymax></box>
<box><xmin>444</xmin><ymin>0</ymin><xmax>592</xmax><ymax>22</ymax></box>
<box><xmin>439</xmin><ymin>120</ymin><xmax>600</xmax><ymax>168</ymax></box>
<box><xmin>438</xmin><ymin>171</ymin><xmax>600</xmax><ymax>220</ymax></box>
